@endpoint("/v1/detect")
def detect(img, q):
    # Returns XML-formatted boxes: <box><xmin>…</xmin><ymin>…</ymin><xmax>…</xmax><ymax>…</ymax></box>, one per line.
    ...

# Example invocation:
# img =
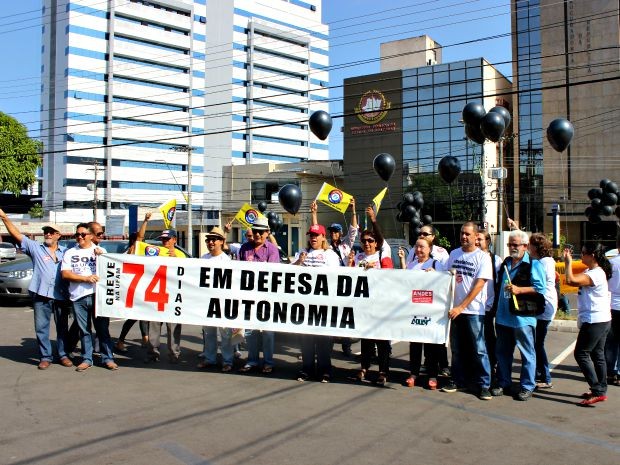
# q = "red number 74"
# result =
<box><xmin>122</xmin><ymin>263</ymin><xmax>169</xmax><ymax>312</ymax></box>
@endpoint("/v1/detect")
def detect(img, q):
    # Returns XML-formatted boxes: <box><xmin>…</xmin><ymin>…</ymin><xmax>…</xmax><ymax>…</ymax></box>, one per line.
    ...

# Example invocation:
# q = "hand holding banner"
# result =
<box><xmin>315</xmin><ymin>182</ymin><xmax>353</xmax><ymax>214</ymax></box>
<box><xmin>234</xmin><ymin>203</ymin><xmax>265</xmax><ymax>229</ymax></box>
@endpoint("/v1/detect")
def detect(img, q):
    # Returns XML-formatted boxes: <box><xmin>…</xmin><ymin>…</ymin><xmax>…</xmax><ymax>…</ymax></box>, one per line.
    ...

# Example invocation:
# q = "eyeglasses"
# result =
<box><xmin>205</xmin><ymin>237</ymin><xmax>221</xmax><ymax>243</ymax></box>
<box><xmin>95</xmin><ymin>232</ymin><xmax>104</xmax><ymax>237</ymax></box>
<box><xmin>74</xmin><ymin>232</ymin><xmax>90</xmax><ymax>238</ymax></box>
<box><xmin>507</xmin><ymin>242</ymin><xmax>525</xmax><ymax>248</ymax></box>
<box><xmin>252</xmin><ymin>229</ymin><xmax>267</xmax><ymax>235</ymax></box>
<box><xmin>419</xmin><ymin>232</ymin><xmax>432</xmax><ymax>237</ymax></box>
<box><xmin>43</xmin><ymin>230</ymin><xmax>58</xmax><ymax>235</ymax></box>
<box><xmin>361</xmin><ymin>238</ymin><xmax>375</xmax><ymax>244</ymax></box>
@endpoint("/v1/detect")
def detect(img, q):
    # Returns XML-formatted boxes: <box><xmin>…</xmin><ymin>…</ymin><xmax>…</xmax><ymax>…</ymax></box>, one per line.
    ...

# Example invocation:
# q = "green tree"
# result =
<box><xmin>28</xmin><ymin>203</ymin><xmax>44</xmax><ymax>218</ymax></box>
<box><xmin>0</xmin><ymin>112</ymin><xmax>42</xmax><ymax>195</ymax></box>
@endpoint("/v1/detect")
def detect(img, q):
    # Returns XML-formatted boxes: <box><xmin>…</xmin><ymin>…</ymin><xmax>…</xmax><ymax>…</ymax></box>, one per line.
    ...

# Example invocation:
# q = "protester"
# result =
<box><xmin>398</xmin><ymin>236</ymin><xmax>442</xmax><ymax>389</ymax></box>
<box><xmin>224</xmin><ymin>221</ymin><xmax>253</xmax><ymax>259</ymax></box>
<box><xmin>605</xmin><ymin>237</ymin><xmax>620</xmax><ymax>386</ymax></box>
<box><xmin>528</xmin><ymin>233</ymin><xmax>558</xmax><ymax>389</ymax></box>
<box><xmin>293</xmin><ymin>224</ymin><xmax>340</xmax><ymax>383</ymax></box>
<box><xmin>145</xmin><ymin>229</ymin><xmax>184</xmax><ymax>364</ymax></box>
<box><xmin>441</xmin><ymin>222</ymin><xmax>493</xmax><ymax>400</ymax></box>
<box><xmin>476</xmin><ymin>229</ymin><xmax>502</xmax><ymax>384</ymax></box>
<box><xmin>405</xmin><ymin>225</ymin><xmax>449</xmax><ymax>267</ymax></box>
<box><xmin>0</xmin><ymin>210</ymin><xmax>72</xmax><ymax>369</ymax></box>
<box><xmin>197</xmin><ymin>227</ymin><xmax>235</xmax><ymax>372</ymax></box>
<box><xmin>310</xmin><ymin>198</ymin><xmax>358</xmax><ymax>356</ymax></box>
<box><xmin>115</xmin><ymin>213</ymin><xmax>151</xmax><ymax>353</ymax></box>
<box><xmin>348</xmin><ymin>222</ymin><xmax>393</xmax><ymax>386</ymax></box>
<box><xmin>492</xmin><ymin>230</ymin><xmax>545</xmax><ymax>401</ymax></box>
<box><xmin>564</xmin><ymin>243</ymin><xmax>612</xmax><ymax>405</ymax></box>
<box><xmin>61</xmin><ymin>223</ymin><xmax>117</xmax><ymax>371</ymax></box>
<box><xmin>238</xmin><ymin>217</ymin><xmax>280</xmax><ymax>373</ymax></box>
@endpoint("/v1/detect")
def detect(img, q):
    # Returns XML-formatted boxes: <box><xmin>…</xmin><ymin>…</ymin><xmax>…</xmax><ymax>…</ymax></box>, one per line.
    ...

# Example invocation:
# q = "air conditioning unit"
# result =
<box><xmin>270</xmin><ymin>192</ymin><xmax>279</xmax><ymax>203</ymax></box>
<box><xmin>487</xmin><ymin>168</ymin><xmax>507</xmax><ymax>179</ymax></box>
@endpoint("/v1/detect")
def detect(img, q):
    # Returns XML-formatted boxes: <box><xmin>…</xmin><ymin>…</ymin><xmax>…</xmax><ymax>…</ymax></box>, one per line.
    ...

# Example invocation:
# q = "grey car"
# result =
<box><xmin>0</xmin><ymin>242</ymin><xmax>17</xmax><ymax>261</ymax></box>
<box><xmin>0</xmin><ymin>256</ymin><xmax>33</xmax><ymax>302</ymax></box>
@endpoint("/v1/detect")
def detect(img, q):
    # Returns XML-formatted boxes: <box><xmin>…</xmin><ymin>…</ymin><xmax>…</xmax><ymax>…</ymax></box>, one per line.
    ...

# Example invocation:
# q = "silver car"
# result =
<box><xmin>0</xmin><ymin>256</ymin><xmax>33</xmax><ymax>302</ymax></box>
<box><xmin>0</xmin><ymin>242</ymin><xmax>17</xmax><ymax>261</ymax></box>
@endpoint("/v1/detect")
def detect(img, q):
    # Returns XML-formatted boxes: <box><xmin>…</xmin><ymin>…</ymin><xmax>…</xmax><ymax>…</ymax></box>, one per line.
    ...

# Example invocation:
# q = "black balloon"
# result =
<box><xmin>602</xmin><ymin>192</ymin><xmax>618</xmax><ymax>206</ymax></box>
<box><xmin>373</xmin><ymin>153</ymin><xmax>396</xmax><ymax>182</ymax></box>
<box><xmin>309</xmin><ymin>111</ymin><xmax>332</xmax><ymax>141</ymax></box>
<box><xmin>480</xmin><ymin>111</ymin><xmax>506</xmax><ymax>142</ymax></box>
<box><xmin>601</xmin><ymin>205</ymin><xmax>614</xmax><ymax>216</ymax></box>
<box><xmin>422</xmin><ymin>215</ymin><xmax>433</xmax><ymax>225</ymax></box>
<box><xmin>438</xmin><ymin>156</ymin><xmax>461</xmax><ymax>184</ymax></box>
<box><xmin>546</xmin><ymin>118</ymin><xmax>574</xmax><ymax>152</ymax></box>
<box><xmin>489</xmin><ymin>106</ymin><xmax>511</xmax><ymax>129</ymax></box>
<box><xmin>591</xmin><ymin>198</ymin><xmax>602</xmax><ymax>210</ymax></box>
<box><xmin>465</xmin><ymin>123</ymin><xmax>486</xmax><ymax>144</ymax></box>
<box><xmin>584</xmin><ymin>206</ymin><xmax>593</xmax><ymax>218</ymax></box>
<box><xmin>412</xmin><ymin>191</ymin><xmax>423</xmax><ymax>200</ymax></box>
<box><xmin>267</xmin><ymin>215</ymin><xmax>278</xmax><ymax>231</ymax></box>
<box><xmin>412</xmin><ymin>196</ymin><xmax>424</xmax><ymax>210</ymax></box>
<box><xmin>402</xmin><ymin>192</ymin><xmax>415</xmax><ymax>205</ymax></box>
<box><xmin>266</xmin><ymin>211</ymin><xmax>277</xmax><ymax>220</ymax></box>
<box><xmin>278</xmin><ymin>184</ymin><xmax>302</xmax><ymax>215</ymax></box>
<box><xmin>600</xmin><ymin>178</ymin><xmax>612</xmax><ymax>190</ymax></box>
<box><xmin>257</xmin><ymin>201</ymin><xmax>268</xmax><ymax>213</ymax></box>
<box><xmin>402</xmin><ymin>205</ymin><xmax>416</xmax><ymax>222</ymax></box>
<box><xmin>411</xmin><ymin>226</ymin><xmax>422</xmax><ymax>238</ymax></box>
<box><xmin>605</xmin><ymin>181</ymin><xmax>619</xmax><ymax>194</ymax></box>
<box><xmin>462</xmin><ymin>103</ymin><xmax>486</xmax><ymax>125</ymax></box>
<box><xmin>587</xmin><ymin>188</ymin><xmax>603</xmax><ymax>200</ymax></box>
<box><xmin>588</xmin><ymin>213</ymin><xmax>602</xmax><ymax>224</ymax></box>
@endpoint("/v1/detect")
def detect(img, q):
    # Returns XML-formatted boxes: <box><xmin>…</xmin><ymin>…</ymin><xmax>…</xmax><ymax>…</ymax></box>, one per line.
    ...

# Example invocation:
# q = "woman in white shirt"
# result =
<box><xmin>564</xmin><ymin>242</ymin><xmax>612</xmax><ymax>406</ymax></box>
<box><xmin>529</xmin><ymin>233</ymin><xmax>558</xmax><ymax>389</ymax></box>
<box><xmin>398</xmin><ymin>236</ymin><xmax>442</xmax><ymax>390</ymax></box>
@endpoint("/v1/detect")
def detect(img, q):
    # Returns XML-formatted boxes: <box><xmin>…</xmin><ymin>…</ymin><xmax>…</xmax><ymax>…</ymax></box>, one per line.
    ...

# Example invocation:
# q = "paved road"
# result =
<box><xmin>1</xmin><ymin>303</ymin><xmax>618</xmax><ymax>465</ymax></box>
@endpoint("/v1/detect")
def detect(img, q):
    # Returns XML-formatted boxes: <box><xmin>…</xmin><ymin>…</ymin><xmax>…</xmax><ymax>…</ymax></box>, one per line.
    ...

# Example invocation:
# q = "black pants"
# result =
<box><xmin>301</xmin><ymin>335</ymin><xmax>333</xmax><ymax>378</ymax></box>
<box><xmin>361</xmin><ymin>339</ymin><xmax>390</xmax><ymax>374</ymax></box>
<box><xmin>604</xmin><ymin>310</ymin><xmax>620</xmax><ymax>375</ymax></box>
<box><xmin>119</xmin><ymin>320</ymin><xmax>149</xmax><ymax>341</ymax></box>
<box><xmin>574</xmin><ymin>321</ymin><xmax>611</xmax><ymax>396</ymax></box>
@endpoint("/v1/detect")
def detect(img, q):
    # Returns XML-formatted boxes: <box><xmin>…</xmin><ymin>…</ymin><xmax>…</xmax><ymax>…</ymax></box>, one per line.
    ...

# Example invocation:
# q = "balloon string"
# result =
<box><xmin>449</xmin><ymin>184</ymin><xmax>456</xmax><ymax>247</ymax></box>
<box><xmin>385</xmin><ymin>188</ymin><xmax>405</xmax><ymax>241</ymax></box>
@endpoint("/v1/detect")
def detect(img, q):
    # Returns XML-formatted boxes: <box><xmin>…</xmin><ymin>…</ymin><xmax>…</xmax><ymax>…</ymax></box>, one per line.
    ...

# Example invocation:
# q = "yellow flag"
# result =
<box><xmin>372</xmin><ymin>188</ymin><xmax>388</xmax><ymax>215</ymax></box>
<box><xmin>234</xmin><ymin>203</ymin><xmax>265</xmax><ymax>229</ymax></box>
<box><xmin>315</xmin><ymin>182</ymin><xmax>353</xmax><ymax>214</ymax></box>
<box><xmin>158</xmin><ymin>199</ymin><xmax>176</xmax><ymax>229</ymax></box>
<box><xmin>134</xmin><ymin>241</ymin><xmax>173</xmax><ymax>257</ymax></box>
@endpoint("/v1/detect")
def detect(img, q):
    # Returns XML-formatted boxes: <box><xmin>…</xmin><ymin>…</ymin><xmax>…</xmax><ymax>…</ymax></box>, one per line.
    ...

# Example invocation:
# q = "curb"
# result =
<box><xmin>549</xmin><ymin>319</ymin><xmax>578</xmax><ymax>333</ymax></box>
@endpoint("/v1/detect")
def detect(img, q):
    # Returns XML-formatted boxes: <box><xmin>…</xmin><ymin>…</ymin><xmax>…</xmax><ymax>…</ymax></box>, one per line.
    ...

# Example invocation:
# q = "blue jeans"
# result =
<box><xmin>245</xmin><ymin>330</ymin><xmax>274</xmax><ymax>367</ymax></box>
<box><xmin>450</xmin><ymin>314</ymin><xmax>491</xmax><ymax>389</ymax></box>
<box><xmin>32</xmin><ymin>293</ymin><xmax>71</xmax><ymax>362</ymax></box>
<box><xmin>535</xmin><ymin>319</ymin><xmax>552</xmax><ymax>383</ymax></box>
<box><xmin>496</xmin><ymin>323</ymin><xmax>536</xmax><ymax>392</ymax></box>
<box><xmin>72</xmin><ymin>294</ymin><xmax>114</xmax><ymax>365</ymax></box>
<box><xmin>202</xmin><ymin>326</ymin><xmax>234</xmax><ymax>366</ymax></box>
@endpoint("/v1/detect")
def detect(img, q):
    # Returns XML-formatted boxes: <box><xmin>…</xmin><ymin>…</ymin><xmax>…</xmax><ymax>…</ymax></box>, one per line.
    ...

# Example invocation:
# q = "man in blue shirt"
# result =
<box><xmin>491</xmin><ymin>229</ymin><xmax>546</xmax><ymax>401</ymax></box>
<box><xmin>0</xmin><ymin>210</ymin><xmax>72</xmax><ymax>369</ymax></box>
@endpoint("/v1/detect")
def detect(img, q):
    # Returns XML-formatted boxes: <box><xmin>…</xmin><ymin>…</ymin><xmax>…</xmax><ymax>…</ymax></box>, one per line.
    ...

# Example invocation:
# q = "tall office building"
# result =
<box><xmin>40</xmin><ymin>0</ymin><xmax>329</xmax><ymax>229</ymax></box>
<box><xmin>343</xmin><ymin>36</ymin><xmax>512</xmax><ymax>243</ymax></box>
<box><xmin>511</xmin><ymin>0</ymin><xmax>620</xmax><ymax>244</ymax></box>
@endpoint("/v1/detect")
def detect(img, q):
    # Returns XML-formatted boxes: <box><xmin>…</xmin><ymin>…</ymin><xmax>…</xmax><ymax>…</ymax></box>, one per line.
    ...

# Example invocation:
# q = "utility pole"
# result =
<box><xmin>86</xmin><ymin>161</ymin><xmax>104</xmax><ymax>222</ymax></box>
<box><xmin>172</xmin><ymin>146</ymin><xmax>194</xmax><ymax>256</ymax></box>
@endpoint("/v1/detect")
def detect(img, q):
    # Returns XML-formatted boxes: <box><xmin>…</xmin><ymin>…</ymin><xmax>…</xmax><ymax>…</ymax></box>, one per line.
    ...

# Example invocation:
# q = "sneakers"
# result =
<box><xmin>536</xmin><ymin>382</ymin><xmax>553</xmax><ymax>389</ymax></box>
<box><xmin>297</xmin><ymin>372</ymin><xmax>310</xmax><ymax>382</ymax></box>
<box><xmin>440</xmin><ymin>381</ymin><xmax>458</xmax><ymax>393</ymax></box>
<box><xmin>491</xmin><ymin>386</ymin><xmax>507</xmax><ymax>397</ymax></box>
<box><xmin>517</xmin><ymin>389</ymin><xmax>533</xmax><ymax>401</ymax></box>
<box><xmin>479</xmin><ymin>388</ymin><xmax>492</xmax><ymax>400</ymax></box>
<box><xmin>321</xmin><ymin>374</ymin><xmax>330</xmax><ymax>384</ymax></box>
<box><xmin>579</xmin><ymin>394</ymin><xmax>607</xmax><ymax>406</ymax></box>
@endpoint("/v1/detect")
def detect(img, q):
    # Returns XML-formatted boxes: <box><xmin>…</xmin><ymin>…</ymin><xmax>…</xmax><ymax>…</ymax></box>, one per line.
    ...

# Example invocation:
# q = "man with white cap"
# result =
<box><xmin>145</xmin><ymin>229</ymin><xmax>185</xmax><ymax>363</ymax></box>
<box><xmin>0</xmin><ymin>209</ymin><xmax>73</xmax><ymax>369</ymax></box>
<box><xmin>238</xmin><ymin>217</ymin><xmax>280</xmax><ymax>373</ymax></box>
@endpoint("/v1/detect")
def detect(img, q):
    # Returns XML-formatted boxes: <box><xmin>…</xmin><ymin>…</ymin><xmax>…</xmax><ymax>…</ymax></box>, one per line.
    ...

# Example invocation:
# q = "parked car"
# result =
<box><xmin>0</xmin><ymin>256</ymin><xmax>33</xmax><ymax>302</ymax></box>
<box><xmin>59</xmin><ymin>239</ymin><xmax>129</xmax><ymax>253</ymax></box>
<box><xmin>0</xmin><ymin>242</ymin><xmax>17</xmax><ymax>261</ymax></box>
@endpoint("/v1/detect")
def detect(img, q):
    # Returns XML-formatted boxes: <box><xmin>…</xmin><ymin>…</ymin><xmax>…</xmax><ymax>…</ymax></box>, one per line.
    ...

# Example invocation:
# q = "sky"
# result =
<box><xmin>0</xmin><ymin>0</ymin><xmax>512</xmax><ymax>159</ymax></box>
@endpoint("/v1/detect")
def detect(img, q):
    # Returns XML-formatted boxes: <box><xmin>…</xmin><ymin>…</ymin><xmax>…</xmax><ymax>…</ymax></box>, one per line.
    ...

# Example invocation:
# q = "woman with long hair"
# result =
<box><xmin>398</xmin><ymin>236</ymin><xmax>442</xmax><ymax>390</ymax></box>
<box><xmin>564</xmin><ymin>242</ymin><xmax>612</xmax><ymax>405</ymax></box>
<box><xmin>348</xmin><ymin>227</ymin><xmax>393</xmax><ymax>385</ymax></box>
<box><xmin>529</xmin><ymin>233</ymin><xmax>558</xmax><ymax>389</ymax></box>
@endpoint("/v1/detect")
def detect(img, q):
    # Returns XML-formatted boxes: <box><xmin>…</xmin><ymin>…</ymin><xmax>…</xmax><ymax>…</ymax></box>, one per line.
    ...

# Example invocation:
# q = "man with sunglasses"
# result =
<box><xmin>238</xmin><ymin>217</ymin><xmax>280</xmax><ymax>373</ymax></box>
<box><xmin>61</xmin><ymin>223</ymin><xmax>117</xmax><ymax>371</ymax></box>
<box><xmin>145</xmin><ymin>229</ymin><xmax>185</xmax><ymax>364</ymax></box>
<box><xmin>0</xmin><ymin>210</ymin><xmax>72</xmax><ymax>369</ymax></box>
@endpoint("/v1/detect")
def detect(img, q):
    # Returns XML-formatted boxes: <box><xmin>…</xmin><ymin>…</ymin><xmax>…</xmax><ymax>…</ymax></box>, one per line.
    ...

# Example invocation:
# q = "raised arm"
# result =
<box><xmin>349</xmin><ymin>197</ymin><xmax>358</xmax><ymax>229</ymax></box>
<box><xmin>0</xmin><ymin>208</ymin><xmax>24</xmax><ymax>244</ymax></box>
<box><xmin>310</xmin><ymin>200</ymin><xmax>318</xmax><ymax>226</ymax></box>
<box><xmin>136</xmin><ymin>212</ymin><xmax>151</xmax><ymax>242</ymax></box>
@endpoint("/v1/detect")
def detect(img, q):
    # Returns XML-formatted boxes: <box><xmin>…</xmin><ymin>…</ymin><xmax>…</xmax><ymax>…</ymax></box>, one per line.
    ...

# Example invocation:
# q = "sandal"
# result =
<box><xmin>376</xmin><ymin>372</ymin><xmax>387</xmax><ymax>386</ymax></box>
<box><xmin>114</xmin><ymin>342</ymin><xmax>128</xmax><ymax>354</ymax></box>
<box><xmin>221</xmin><ymin>365</ymin><xmax>232</xmax><ymax>373</ymax></box>
<box><xmin>262</xmin><ymin>365</ymin><xmax>273</xmax><ymax>374</ymax></box>
<box><xmin>405</xmin><ymin>374</ymin><xmax>416</xmax><ymax>388</ymax></box>
<box><xmin>238</xmin><ymin>364</ymin><xmax>255</xmax><ymax>373</ymax></box>
<box><xmin>355</xmin><ymin>369</ymin><xmax>367</xmax><ymax>382</ymax></box>
<box><xmin>428</xmin><ymin>377</ymin><xmax>438</xmax><ymax>390</ymax></box>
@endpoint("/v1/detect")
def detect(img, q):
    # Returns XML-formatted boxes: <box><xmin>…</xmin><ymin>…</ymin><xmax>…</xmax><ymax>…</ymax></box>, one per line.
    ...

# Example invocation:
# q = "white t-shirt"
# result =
<box><xmin>353</xmin><ymin>251</ymin><xmax>382</xmax><ymax>269</ymax></box>
<box><xmin>294</xmin><ymin>248</ymin><xmax>340</xmax><ymax>268</ymax></box>
<box><xmin>537</xmin><ymin>256</ymin><xmax>559</xmax><ymax>321</ymax></box>
<box><xmin>608</xmin><ymin>255</ymin><xmax>620</xmax><ymax>311</ymax></box>
<box><xmin>406</xmin><ymin>256</ymin><xmax>440</xmax><ymax>271</ymax></box>
<box><xmin>446</xmin><ymin>247</ymin><xmax>492</xmax><ymax>315</ymax></box>
<box><xmin>577</xmin><ymin>266</ymin><xmax>611</xmax><ymax>324</ymax></box>
<box><xmin>201</xmin><ymin>252</ymin><xmax>231</xmax><ymax>261</ymax></box>
<box><xmin>61</xmin><ymin>244</ymin><xmax>103</xmax><ymax>301</ymax></box>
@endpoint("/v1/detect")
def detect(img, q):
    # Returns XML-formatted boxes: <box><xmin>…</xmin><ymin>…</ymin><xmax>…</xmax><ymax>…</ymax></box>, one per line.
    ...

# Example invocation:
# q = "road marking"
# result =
<box><xmin>549</xmin><ymin>341</ymin><xmax>576</xmax><ymax>371</ymax></box>
<box><xmin>109</xmin><ymin>318</ymin><xmax>125</xmax><ymax>323</ymax></box>
<box><xmin>159</xmin><ymin>442</ymin><xmax>213</xmax><ymax>465</ymax></box>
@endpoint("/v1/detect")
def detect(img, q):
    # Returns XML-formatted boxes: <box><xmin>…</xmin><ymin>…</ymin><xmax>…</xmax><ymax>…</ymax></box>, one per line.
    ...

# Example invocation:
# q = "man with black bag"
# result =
<box><xmin>491</xmin><ymin>230</ymin><xmax>546</xmax><ymax>401</ymax></box>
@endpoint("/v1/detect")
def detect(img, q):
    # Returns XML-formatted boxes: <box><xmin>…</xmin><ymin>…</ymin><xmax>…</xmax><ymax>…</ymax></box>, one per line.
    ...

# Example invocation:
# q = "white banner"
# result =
<box><xmin>96</xmin><ymin>254</ymin><xmax>454</xmax><ymax>344</ymax></box>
